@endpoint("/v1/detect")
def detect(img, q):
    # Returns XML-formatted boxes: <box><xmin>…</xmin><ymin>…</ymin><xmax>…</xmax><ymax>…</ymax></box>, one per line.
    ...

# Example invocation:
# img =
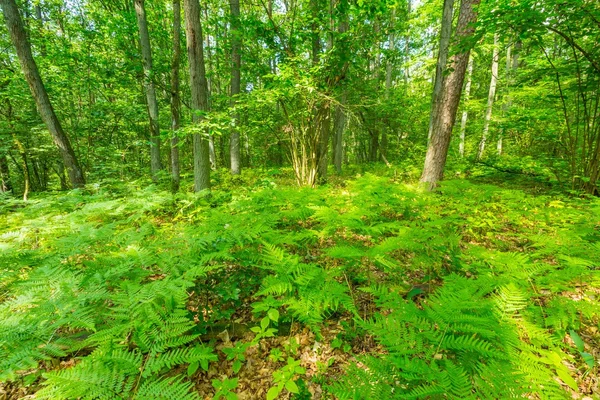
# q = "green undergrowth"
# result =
<box><xmin>0</xmin><ymin>170</ymin><xmax>599</xmax><ymax>399</ymax></box>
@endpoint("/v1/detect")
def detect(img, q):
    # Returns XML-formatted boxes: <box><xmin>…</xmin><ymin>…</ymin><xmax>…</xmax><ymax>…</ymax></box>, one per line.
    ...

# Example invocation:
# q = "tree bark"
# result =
<box><xmin>420</xmin><ymin>0</ymin><xmax>480</xmax><ymax>187</ymax></box>
<box><xmin>459</xmin><ymin>57</ymin><xmax>473</xmax><ymax>157</ymax></box>
<box><xmin>427</xmin><ymin>0</ymin><xmax>454</xmax><ymax>142</ymax></box>
<box><xmin>184</xmin><ymin>0</ymin><xmax>211</xmax><ymax>191</ymax></box>
<box><xmin>134</xmin><ymin>0</ymin><xmax>162</xmax><ymax>181</ymax></box>
<box><xmin>333</xmin><ymin>92</ymin><xmax>347</xmax><ymax>174</ymax></box>
<box><xmin>229</xmin><ymin>0</ymin><xmax>241</xmax><ymax>175</ymax></box>
<box><xmin>0</xmin><ymin>154</ymin><xmax>11</xmax><ymax>193</ymax></box>
<box><xmin>1</xmin><ymin>0</ymin><xmax>85</xmax><ymax>188</ymax></box>
<box><xmin>497</xmin><ymin>40</ymin><xmax>519</xmax><ymax>155</ymax></box>
<box><xmin>171</xmin><ymin>0</ymin><xmax>181</xmax><ymax>191</ymax></box>
<box><xmin>477</xmin><ymin>33</ymin><xmax>499</xmax><ymax>160</ymax></box>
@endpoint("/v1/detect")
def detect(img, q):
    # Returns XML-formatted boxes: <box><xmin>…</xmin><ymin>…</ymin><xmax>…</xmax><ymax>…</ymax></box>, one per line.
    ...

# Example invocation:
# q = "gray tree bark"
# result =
<box><xmin>170</xmin><ymin>0</ymin><xmax>181</xmax><ymax>191</ymax></box>
<box><xmin>229</xmin><ymin>0</ymin><xmax>241</xmax><ymax>175</ymax></box>
<box><xmin>459</xmin><ymin>57</ymin><xmax>473</xmax><ymax>157</ymax></box>
<box><xmin>184</xmin><ymin>0</ymin><xmax>211</xmax><ymax>191</ymax></box>
<box><xmin>1</xmin><ymin>0</ymin><xmax>85</xmax><ymax>188</ymax></box>
<box><xmin>477</xmin><ymin>33</ymin><xmax>499</xmax><ymax>160</ymax></box>
<box><xmin>497</xmin><ymin>41</ymin><xmax>520</xmax><ymax>155</ymax></box>
<box><xmin>333</xmin><ymin>92</ymin><xmax>347</xmax><ymax>175</ymax></box>
<box><xmin>427</xmin><ymin>0</ymin><xmax>454</xmax><ymax>142</ymax></box>
<box><xmin>420</xmin><ymin>0</ymin><xmax>480</xmax><ymax>187</ymax></box>
<box><xmin>134</xmin><ymin>0</ymin><xmax>162</xmax><ymax>181</ymax></box>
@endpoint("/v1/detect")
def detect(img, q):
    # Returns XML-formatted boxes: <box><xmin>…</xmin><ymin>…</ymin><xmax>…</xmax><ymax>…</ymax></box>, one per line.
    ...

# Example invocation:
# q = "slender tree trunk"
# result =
<box><xmin>427</xmin><ymin>0</ymin><xmax>454</xmax><ymax>142</ymax></box>
<box><xmin>229</xmin><ymin>0</ymin><xmax>241</xmax><ymax>175</ymax></box>
<box><xmin>134</xmin><ymin>0</ymin><xmax>162</xmax><ymax>180</ymax></box>
<box><xmin>0</xmin><ymin>154</ymin><xmax>11</xmax><ymax>193</ymax></box>
<box><xmin>477</xmin><ymin>33</ymin><xmax>499</xmax><ymax>160</ymax></box>
<box><xmin>171</xmin><ymin>0</ymin><xmax>181</xmax><ymax>191</ymax></box>
<box><xmin>333</xmin><ymin>92</ymin><xmax>347</xmax><ymax>174</ymax></box>
<box><xmin>1</xmin><ymin>0</ymin><xmax>85</xmax><ymax>188</ymax></box>
<box><xmin>497</xmin><ymin>41</ymin><xmax>519</xmax><ymax>155</ymax></box>
<box><xmin>184</xmin><ymin>0</ymin><xmax>211</xmax><ymax>191</ymax></box>
<box><xmin>459</xmin><ymin>57</ymin><xmax>473</xmax><ymax>157</ymax></box>
<box><xmin>13</xmin><ymin>135</ymin><xmax>30</xmax><ymax>200</ymax></box>
<box><xmin>420</xmin><ymin>0</ymin><xmax>480</xmax><ymax>187</ymax></box>
<box><xmin>404</xmin><ymin>0</ymin><xmax>411</xmax><ymax>84</ymax></box>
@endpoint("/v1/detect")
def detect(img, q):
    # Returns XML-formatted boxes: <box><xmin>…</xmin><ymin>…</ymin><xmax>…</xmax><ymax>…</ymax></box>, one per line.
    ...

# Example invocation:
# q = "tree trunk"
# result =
<box><xmin>427</xmin><ymin>0</ymin><xmax>454</xmax><ymax>142</ymax></box>
<box><xmin>229</xmin><ymin>0</ymin><xmax>241</xmax><ymax>175</ymax></box>
<box><xmin>184</xmin><ymin>0</ymin><xmax>211</xmax><ymax>192</ymax></box>
<box><xmin>420</xmin><ymin>0</ymin><xmax>480</xmax><ymax>188</ymax></box>
<box><xmin>134</xmin><ymin>0</ymin><xmax>162</xmax><ymax>181</ymax></box>
<box><xmin>13</xmin><ymin>135</ymin><xmax>30</xmax><ymax>200</ymax></box>
<box><xmin>1</xmin><ymin>0</ymin><xmax>85</xmax><ymax>188</ymax></box>
<box><xmin>497</xmin><ymin>41</ymin><xmax>520</xmax><ymax>156</ymax></box>
<box><xmin>0</xmin><ymin>154</ymin><xmax>11</xmax><ymax>193</ymax></box>
<box><xmin>404</xmin><ymin>0</ymin><xmax>411</xmax><ymax>84</ymax></box>
<box><xmin>333</xmin><ymin>92</ymin><xmax>347</xmax><ymax>174</ymax></box>
<box><xmin>171</xmin><ymin>0</ymin><xmax>181</xmax><ymax>191</ymax></box>
<box><xmin>459</xmin><ymin>57</ymin><xmax>473</xmax><ymax>157</ymax></box>
<box><xmin>477</xmin><ymin>33</ymin><xmax>499</xmax><ymax>160</ymax></box>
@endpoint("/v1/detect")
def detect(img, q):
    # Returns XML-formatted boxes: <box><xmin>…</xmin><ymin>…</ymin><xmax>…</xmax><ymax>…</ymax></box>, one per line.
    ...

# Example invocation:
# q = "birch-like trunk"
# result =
<box><xmin>229</xmin><ymin>0</ymin><xmax>241</xmax><ymax>175</ymax></box>
<box><xmin>477</xmin><ymin>33</ymin><xmax>499</xmax><ymax>160</ymax></box>
<box><xmin>497</xmin><ymin>41</ymin><xmax>520</xmax><ymax>155</ymax></box>
<box><xmin>459</xmin><ymin>57</ymin><xmax>473</xmax><ymax>157</ymax></box>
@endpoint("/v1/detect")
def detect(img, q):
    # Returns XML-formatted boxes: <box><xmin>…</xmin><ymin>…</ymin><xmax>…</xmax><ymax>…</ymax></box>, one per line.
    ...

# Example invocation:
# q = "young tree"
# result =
<box><xmin>420</xmin><ymin>0</ymin><xmax>480</xmax><ymax>187</ymax></box>
<box><xmin>134</xmin><ymin>0</ymin><xmax>162</xmax><ymax>181</ymax></box>
<box><xmin>171</xmin><ymin>0</ymin><xmax>182</xmax><ymax>191</ymax></box>
<box><xmin>230</xmin><ymin>0</ymin><xmax>241</xmax><ymax>175</ymax></box>
<box><xmin>1</xmin><ymin>0</ymin><xmax>85</xmax><ymax>188</ymax></box>
<box><xmin>458</xmin><ymin>57</ymin><xmax>473</xmax><ymax>157</ymax></box>
<box><xmin>184</xmin><ymin>0</ymin><xmax>211</xmax><ymax>191</ymax></box>
<box><xmin>477</xmin><ymin>33</ymin><xmax>499</xmax><ymax>160</ymax></box>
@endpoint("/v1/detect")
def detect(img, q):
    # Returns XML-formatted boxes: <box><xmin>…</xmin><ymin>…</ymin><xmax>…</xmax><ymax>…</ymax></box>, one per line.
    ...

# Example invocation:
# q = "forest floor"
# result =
<box><xmin>0</xmin><ymin>165</ymin><xmax>599</xmax><ymax>399</ymax></box>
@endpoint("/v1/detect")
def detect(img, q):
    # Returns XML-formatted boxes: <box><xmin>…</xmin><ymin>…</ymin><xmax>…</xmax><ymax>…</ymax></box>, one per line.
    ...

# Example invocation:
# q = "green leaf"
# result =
<box><xmin>232</xmin><ymin>359</ymin><xmax>242</xmax><ymax>374</ymax></box>
<box><xmin>569</xmin><ymin>330</ymin><xmax>585</xmax><ymax>352</ymax></box>
<box><xmin>285</xmin><ymin>380</ymin><xmax>299</xmax><ymax>394</ymax></box>
<box><xmin>581</xmin><ymin>352</ymin><xmax>595</xmax><ymax>369</ymax></box>
<box><xmin>268</xmin><ymin>309</ymin><xmax>279</xmax><ymax>322</ymax></box>
<box><xmin>187</xmin><ymin>361</ymin><xmax>199</xmax><ymax>377</ymax></box>
<box><xmin>261</xmin><ymin>316</ymin><xmax>270</xmax><ymax>330</ymax></box>
<box><xmin>200</xmin><ymin>358</ymin><xmax>210</xmax><ymax>372</ymax></box>
<box><xmin>266</xmin><ymin>386</ymin><xmax>280</xmax><ymax>400</ymax></box>
<box><xmin>556</xmin><ymin>367</ymin><xmax>578</xmax><ymax>392</ymax></box>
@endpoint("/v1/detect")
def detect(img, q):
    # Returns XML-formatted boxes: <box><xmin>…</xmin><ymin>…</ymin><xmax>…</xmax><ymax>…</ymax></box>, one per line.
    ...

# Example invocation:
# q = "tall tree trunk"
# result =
<box><xmin>1</xmin><ymin>0</ymin><xmax>85</xmax><ymax>188</ymax></box>
<box><xmin>13</xmin><ymin>135</ymin><xmax>30</xmax><ymax>200</ymax></box>
<box><xmin>0</xmin><ymin>154</ymin><xmax>11</xmax><ymax>193</ymax></box>
<box><xmin>459</xmin><ymin>57</ymin><xmax>473</xmax><ymax>157</ymax></box>
<box><xmin>477</xmin><ymin>33</ymin><xmax>499</xmax><ymax>160</ymax></box>
<box><xmin>404</xmin><ymin>0</ymin><xmax>411</xmax><ymax>84</ymax></box>
<box><xmin>427</xmin><ymin>0</ymin><xmax>454</xmax><ymax>142</ymax></box>
<box><xmin>497</xmin><ymin>41</ymin><xmax>519</xmax><ymax>155</ymax></box>
<box><xmin>170</xmin><ymin>0</ymin><xmax>181</xmax><ymax>191</ymax></box>
<box><xmin>420</xmin><ymin>0</ymin><xmax>480</xmax><ymax>187</ymax></box>
<box><xmin>229</xmin><ymin>0</ymin><xmax>241</xmax><ymax>175</ymax></box>
<box><xmin>333</xmin><ymin>92</ymin><xmax>347</xmax><ymax>174</ymax></box>
<box><xmin>134</xmin><ymin>0</ymin><xmax>162</xmax><ymax>181</ymax></box>
<box><xmin>184</xmin><ymin>0</ymin><xmax>211</xmax><ymax>191</ymax></box>
<box><xmin>332</xmin><ymin>0</ymin><xmax>349</xmax><ymax>175</ymax></box>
